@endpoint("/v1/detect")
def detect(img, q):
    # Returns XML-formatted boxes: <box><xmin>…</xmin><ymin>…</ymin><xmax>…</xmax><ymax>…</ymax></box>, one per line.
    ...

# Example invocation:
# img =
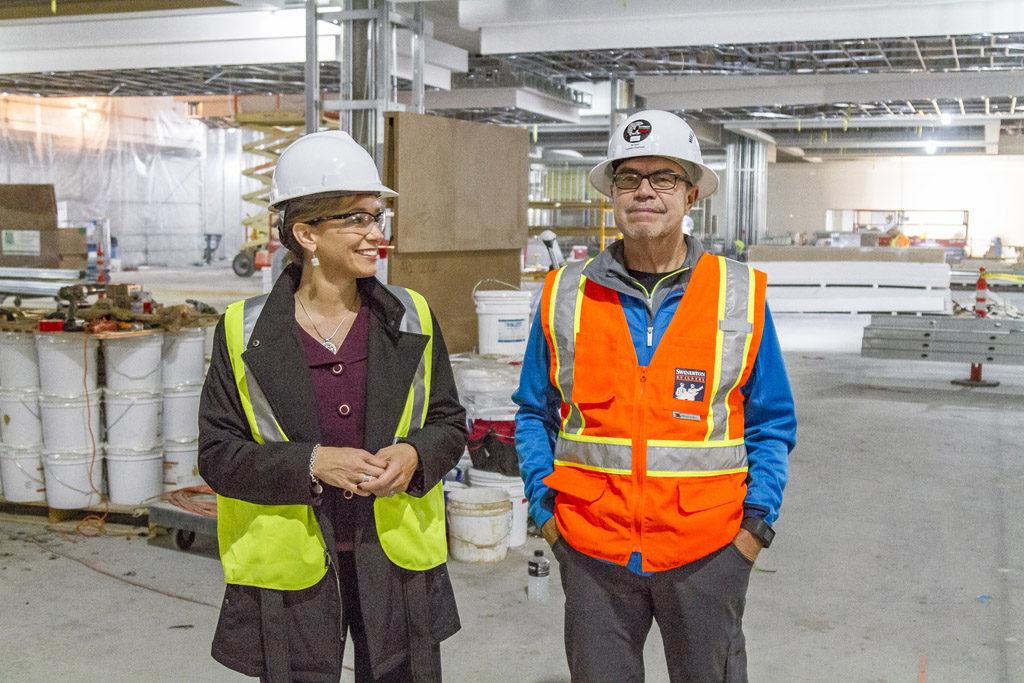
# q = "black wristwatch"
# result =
<box><xmin>740</xmin><ymin>518</ymin><xmax>775</xmax><ymax>549</ymax></box>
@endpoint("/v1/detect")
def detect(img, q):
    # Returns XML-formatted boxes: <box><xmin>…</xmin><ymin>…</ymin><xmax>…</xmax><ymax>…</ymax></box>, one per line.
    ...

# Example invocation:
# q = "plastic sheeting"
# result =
<box><xmin>0</xmin><ymin>95</ymin><xmax>252</xmax><ymax>268</ymax></box>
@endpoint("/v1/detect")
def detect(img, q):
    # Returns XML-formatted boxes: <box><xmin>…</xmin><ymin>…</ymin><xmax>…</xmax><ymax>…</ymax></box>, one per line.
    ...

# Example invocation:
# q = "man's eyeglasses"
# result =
<box><xmin>308</xmin><ymin>211</ymin><xmax>386</xmax><ymax>232</ymax></box>
<box><xmin>612</xmin><ymin>170</ymin><xmax>689</xmax><ymax>192</ymax></box>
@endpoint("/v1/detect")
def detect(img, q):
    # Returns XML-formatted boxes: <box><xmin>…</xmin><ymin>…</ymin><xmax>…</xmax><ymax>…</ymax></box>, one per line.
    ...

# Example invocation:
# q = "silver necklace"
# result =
<box><xmin>296</xmin><ymin>294</ymin><xmax>353</xmax><ymax>354</ymax></box>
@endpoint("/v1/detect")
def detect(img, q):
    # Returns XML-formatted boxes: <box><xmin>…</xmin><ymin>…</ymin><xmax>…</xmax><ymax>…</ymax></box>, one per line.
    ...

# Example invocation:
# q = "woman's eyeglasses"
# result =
<box><xmin>308</xmin><ymin>211</ymin><xmax>386</xmax><ymax>232</ymax></box>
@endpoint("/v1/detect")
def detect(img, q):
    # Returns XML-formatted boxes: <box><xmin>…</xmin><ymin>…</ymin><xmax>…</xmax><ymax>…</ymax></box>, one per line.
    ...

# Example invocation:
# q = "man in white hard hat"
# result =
<box><xmin>514</xmin><ymin>110</ymin><xmax>796</xmax><ymax>680</ymax></box>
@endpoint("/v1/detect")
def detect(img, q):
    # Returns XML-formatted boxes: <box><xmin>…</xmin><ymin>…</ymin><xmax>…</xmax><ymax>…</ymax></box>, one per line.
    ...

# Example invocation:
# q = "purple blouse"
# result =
<box><xmin>298</xmin><ymin>303</ymin><xmax>370</xmax><ymax>551</ymax></box>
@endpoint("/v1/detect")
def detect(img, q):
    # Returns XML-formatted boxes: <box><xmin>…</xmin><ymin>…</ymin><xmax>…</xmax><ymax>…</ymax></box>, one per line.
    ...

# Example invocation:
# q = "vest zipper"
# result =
<box><xmin>633</xmin><ymin>367</ymin><xmax>648</xmax><ymax>554</ymax></box>
<box><xmin>646</xmin><ymin>326</ymin><xmax>653</xmax><ymax>347</ymax></box>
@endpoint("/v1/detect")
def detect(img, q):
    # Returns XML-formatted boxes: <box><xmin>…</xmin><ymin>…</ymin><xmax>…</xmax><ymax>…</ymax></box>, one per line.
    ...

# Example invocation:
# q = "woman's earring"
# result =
<box><xmin>310</xmin><ymin>249</ymin><xmax>320</xmax><ymax>267</ymax></box>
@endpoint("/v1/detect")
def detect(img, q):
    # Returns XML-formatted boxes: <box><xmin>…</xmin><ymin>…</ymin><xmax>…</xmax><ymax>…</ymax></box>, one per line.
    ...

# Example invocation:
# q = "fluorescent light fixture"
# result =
<box><xmin>940</xmin><ymin>113</ymin><xmax>952</xmax><ymax>125</ymax></box>
<box><xmin>924</xmin><ymin>141</ymin><xmax>937</xmax><ymax>154</ymax></box>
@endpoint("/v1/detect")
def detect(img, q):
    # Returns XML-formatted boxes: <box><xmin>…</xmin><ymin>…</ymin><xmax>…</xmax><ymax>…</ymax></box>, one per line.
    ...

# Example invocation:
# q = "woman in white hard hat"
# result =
<box><xmin>199</xmin><ymin>130</ymin><xmax>467</xmax><ymax>681</ymax></box>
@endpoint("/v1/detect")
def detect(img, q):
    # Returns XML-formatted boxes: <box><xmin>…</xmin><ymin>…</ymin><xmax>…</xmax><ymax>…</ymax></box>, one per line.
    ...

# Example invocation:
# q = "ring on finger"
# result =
<box><xmin>361</xmin><ymin>473</ymin><xmax>372</xmax><ymax>483</ymax></box>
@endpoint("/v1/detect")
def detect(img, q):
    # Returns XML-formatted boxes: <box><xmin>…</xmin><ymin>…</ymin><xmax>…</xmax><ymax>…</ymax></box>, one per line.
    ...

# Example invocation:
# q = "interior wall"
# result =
<box><xmin>767</xmin><ymin>155</ymin><xmax>1024</xmax><ymax>255</ymax></box>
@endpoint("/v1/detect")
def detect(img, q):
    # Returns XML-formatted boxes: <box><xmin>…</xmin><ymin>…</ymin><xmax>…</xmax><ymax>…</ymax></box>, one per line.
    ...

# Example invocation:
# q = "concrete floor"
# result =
<box><xmin>2</xmin><ymin>266</ymin><xmax>1023</xmax><ymax>681</ymax></box>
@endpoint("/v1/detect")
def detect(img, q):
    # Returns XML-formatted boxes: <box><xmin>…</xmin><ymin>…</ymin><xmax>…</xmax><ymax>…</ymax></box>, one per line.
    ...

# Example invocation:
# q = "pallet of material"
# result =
<box><xmin>751</xmin><ymin>260</ymin><xmax>951</xmax><ymax>314</ymax></box>
<box><xmin>0</xmin><ymin>497</ymin><xmax>148</xmax><ymax>529</ymax></box>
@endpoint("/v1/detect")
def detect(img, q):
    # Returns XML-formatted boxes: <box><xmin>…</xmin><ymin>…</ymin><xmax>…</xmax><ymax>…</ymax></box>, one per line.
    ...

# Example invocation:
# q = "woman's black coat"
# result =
<box><xmin>198</xmin><ymin>263</ymin><xmax>468</xmax><ymax>680</ymax></box>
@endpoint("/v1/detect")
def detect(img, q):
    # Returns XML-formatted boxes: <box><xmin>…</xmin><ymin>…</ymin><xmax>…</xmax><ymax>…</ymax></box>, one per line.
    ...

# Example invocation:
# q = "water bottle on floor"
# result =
<box><xmin>528</xmin><ymin>549</ymin><xmax>550</xmax><ymax>602</ymax></box>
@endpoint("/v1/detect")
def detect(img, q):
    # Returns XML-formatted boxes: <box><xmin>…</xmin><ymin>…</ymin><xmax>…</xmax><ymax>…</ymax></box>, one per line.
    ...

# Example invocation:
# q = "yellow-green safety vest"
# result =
<box><xmin>217</xmin><ymin>286</ymin><xmax>447</xmax><ymax>590</ymax></box>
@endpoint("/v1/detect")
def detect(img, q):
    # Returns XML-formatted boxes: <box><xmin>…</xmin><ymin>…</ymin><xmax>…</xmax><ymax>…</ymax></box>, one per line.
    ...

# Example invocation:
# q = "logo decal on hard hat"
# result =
<box><xmin>689</xmin><ymin>132</ymin><xmax>695</xmax><ymax>143</ymax></box>
<box><xmin>624</xmin><ymin>119</ymin><xmax>652</xmax><ymax>143</ymax></box>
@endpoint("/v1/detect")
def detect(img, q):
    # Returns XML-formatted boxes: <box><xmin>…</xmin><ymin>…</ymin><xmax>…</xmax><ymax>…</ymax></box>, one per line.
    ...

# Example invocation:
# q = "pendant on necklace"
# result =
<box><xmin>321</xmin><ymin>341</ymin><xmax>337</xmax><ymax>354</ymax></box>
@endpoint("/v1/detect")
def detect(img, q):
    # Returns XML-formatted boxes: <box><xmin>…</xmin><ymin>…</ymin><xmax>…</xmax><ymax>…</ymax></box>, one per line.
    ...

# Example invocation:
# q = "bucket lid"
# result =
<box><xmin>35</xmin><ymin>333</ymin><xmax>98</xmax><ymax>346</ymax></box>
<box><xmin>43</xmin><ymin>449</ymin><xmax>104</xmax><ymax>461</ymax></box>
<box><xmin>472</xmin><ymin>289</ymin><xmax>532</xmax><ymax>302</ymax></box>
<box><xmin>39</xmin><ymin>390</ymin><xmax>103</xmax><ymax>405</ymax></box>
<box><xmin>163</xmin><ymin>437</ymin><xmax>199</xmax><ymax>450</ymax></box>
<box><xmin>0</xmin><ymin>386</ymin><xmax>38</xmax><ymax>397</ymax></box>
<box><xmin>105</xmin><ymin>446</ymin><xmax>163</xmax><ymax>459</ymax></box>
<box><xmin>447</xmin><ymin>486</ymin><xmax>510</xmax><ymax>505</ymax></box>
<box><xmin>163</xmin><ymin>383</ymin><xmax>204</xmax><ymax>394</ymax></box>
<box><xmin>104</xmin><ymin>332</ymin><xmax>164</xmax><ymax>345</ymax></box>
<box><xmin>105</xmin><ymin>390</ymin><xmax>162</xmax><ymax>401</ymax></box>
<box><xmin>0</xmin><ymin>330</ymin><xmax>36</xmax><ymax>342</ymax></box>
<box><xmin>1</xmin><ymin>443</ymin><xmax>42</xmax><ymax>456</ymax></box>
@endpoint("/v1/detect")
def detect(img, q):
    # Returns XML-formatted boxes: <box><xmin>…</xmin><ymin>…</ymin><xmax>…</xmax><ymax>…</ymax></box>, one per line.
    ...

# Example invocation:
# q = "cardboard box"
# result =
<box><xmin>0</xmin><ymin>184</ymin><xmax>59</xmax><ymax>268</ymax></box>
<box><xmin>58</xmin><ymin>255</ymin><xmax>88</xmax><ymax>272</ymax></box>
<box><xmin>58</xmin><ymin>227</ymin><xmax>87</xmax><ymax>256</ymax></box>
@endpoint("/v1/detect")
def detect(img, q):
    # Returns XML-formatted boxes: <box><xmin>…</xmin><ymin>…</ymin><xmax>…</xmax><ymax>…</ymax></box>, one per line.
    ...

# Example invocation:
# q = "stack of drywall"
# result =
<box><xmin>749</xmin><ymin>246</ymin><xmax>951</xmax><ymax>314</ymax></box>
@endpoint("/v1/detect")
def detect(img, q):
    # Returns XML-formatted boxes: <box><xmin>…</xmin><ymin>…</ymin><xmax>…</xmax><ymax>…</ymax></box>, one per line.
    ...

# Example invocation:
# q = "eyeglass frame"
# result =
<box><xmin>306</xmin><ymin>210</ymin><xmax>386</xmax><ymax>232</ymax></box>
<box><xmin>611</xmin><ymin>169</ymin><xmax>690</xmax><ymax>192</ymax></box>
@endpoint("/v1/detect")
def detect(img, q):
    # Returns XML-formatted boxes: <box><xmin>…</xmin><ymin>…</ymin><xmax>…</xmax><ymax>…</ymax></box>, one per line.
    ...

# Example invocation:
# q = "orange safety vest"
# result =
<box><xmin>540</xmin><ymin>254</ymin><xmax>766</xmax><ymax>571</ymax></box>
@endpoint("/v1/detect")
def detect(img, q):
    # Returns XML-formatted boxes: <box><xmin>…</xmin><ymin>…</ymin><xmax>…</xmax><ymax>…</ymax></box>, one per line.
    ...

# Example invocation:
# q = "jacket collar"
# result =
<box><xmin>582</xmin><ymin>234</ymin><xmax>706</xmax><ymax>313</ymax></box>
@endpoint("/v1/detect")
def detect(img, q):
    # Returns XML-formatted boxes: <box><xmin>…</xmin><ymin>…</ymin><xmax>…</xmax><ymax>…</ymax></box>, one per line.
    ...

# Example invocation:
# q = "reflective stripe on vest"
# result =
<box><xmin>218</xmin><ymin>295</ymin><xmax>327</xmax><ymax>591</ymax></box>
<box><xmin>373</xmin><ymin>285</ymin><xmax>447</xmax><ymax>572</ymax></box>
<box><xmin>218</xmin><ymin>287</ymin><xmax>446</xmax><ymax>590</ymax></box>
<box><xmin>540</xmin><ymin>255</ymin><xmax>766</xmax><ymax>570</ymax></box>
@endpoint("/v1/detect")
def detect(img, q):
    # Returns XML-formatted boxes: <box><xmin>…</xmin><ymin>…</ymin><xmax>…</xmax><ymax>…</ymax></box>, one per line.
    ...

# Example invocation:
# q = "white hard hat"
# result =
<box><xmin>268</xmin><ymin>130</ymin><xmax>397</xmax><ymax>212</ymax></box>
<box><xmin>589</xmin><ymin>110</ymin><xmax>719</xmax><ymax>199</ymax></box>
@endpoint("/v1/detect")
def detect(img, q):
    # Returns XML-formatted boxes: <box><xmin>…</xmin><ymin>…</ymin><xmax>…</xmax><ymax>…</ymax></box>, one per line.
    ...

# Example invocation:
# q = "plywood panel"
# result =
<box><xmin>388</xmin><ymin>249</ymin><xmax>522</xmax><ymax>354</ymax></box>
<box><xmin>384</xmin><ymin>112</ymin><xmax>528</xmax><ymax>254</ymax></box>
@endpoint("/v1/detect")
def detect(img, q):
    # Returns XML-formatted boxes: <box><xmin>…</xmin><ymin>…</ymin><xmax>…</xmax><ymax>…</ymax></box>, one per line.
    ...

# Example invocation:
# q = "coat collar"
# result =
<box><xmin>240</xmin><ymin>263</ymin><xmax>426</xmax><ymax>449</ymax></box>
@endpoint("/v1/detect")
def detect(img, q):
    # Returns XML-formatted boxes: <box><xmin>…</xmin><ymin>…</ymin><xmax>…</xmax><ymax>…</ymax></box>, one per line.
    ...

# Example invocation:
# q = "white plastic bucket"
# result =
<box><xmin>468</xmin><ymin>467</ymin><xmax>528</xmax><ymax>548</ymax></box>
<box><xmin>104</xmin><ymin>391</ymin><xmax>162</xmax><ymax>450</ymax></box>
<box><xmin>162</xmin><ymin>385</ymin><xmax>201</xmax><ymax>441</ymax></box>
<box><xmin>103</xmin><ymin>333</ymin><xmax>164</xmax><ymax>393</ymax></box>
<box><xmin>473</xmin><ymin>288</ymin><xmax>532</xmax><ymax>357</ymax></box>
<box><xmin>0</xmin><ymin>444</ymin><xmax>46</xmax><ymax>503</ymax></box>
<box><xmin>0</xmin><ymin>331</ymin><xmax>39</xmax><ymax>388</ymax></box>
<box><xmin>162</xmin><ymin>327</ymin><xmax>206</xmax><ymax>388</ymax></box>
<box><xmin>203</xmin><ymin>325</ymin><xmax>215</xmax><ymax>360</ymax></box>
<box><xmin>163</xmin><ymin>438</ymin><xmax>203</xmax><ymax>491</ymax></box>
<box><xmin>43</xmin><ymin>450</ymin><xmax>104</xmax><ymax>509</ymax></box>
<box><xmin>38</xmin><ymin>392</ymin><xmax>102</xmax><ymax>451</ymax></box>
<box><xmin>446</xmin><ymin>486</ymin><xmax>512</xmax><ymax>563</ymax></box>
<box><xmin>35</xmin><ymin>333</ymin><xmax>98</xmax><ymax>396</ymax></box>
<box><xmin>105</xmin><ymin>446</ymin><xmax>163</xmax><ymax>505</ymax></box>
<box><xmin>0</xmin><ymin>388</ymin><xmax>42</xmax><ymax>446</ymax></box>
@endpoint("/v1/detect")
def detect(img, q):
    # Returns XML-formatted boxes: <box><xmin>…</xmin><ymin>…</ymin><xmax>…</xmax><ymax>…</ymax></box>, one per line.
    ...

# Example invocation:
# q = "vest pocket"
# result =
<box><xmin>543</xmin><ymin>466</ymin><xmax>607</xmax><ymax>503</ymax></box>
<box><xmin>677</xmin><ymin>475</ymin><xmax>744</xmax><ymax>513</ymax></box>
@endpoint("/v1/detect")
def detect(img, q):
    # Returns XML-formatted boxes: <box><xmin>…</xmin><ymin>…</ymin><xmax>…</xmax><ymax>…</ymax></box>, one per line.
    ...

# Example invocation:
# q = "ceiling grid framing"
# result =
<box><xmin>0</xmin><ymin>3</ymin><xmax>1022</xmax><ymax>154</ymax></box>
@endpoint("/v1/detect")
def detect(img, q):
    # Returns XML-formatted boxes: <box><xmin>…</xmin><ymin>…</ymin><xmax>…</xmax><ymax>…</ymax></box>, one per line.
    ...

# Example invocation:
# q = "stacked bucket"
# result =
<box><xmin>450</xmin><ymin>359</ymin><xmax>528</xmax><ymax>562</ymax></box>
<box><xmin>161</xmin><ymin>327</ymin><xmax>206</xmax><ymax>493</ymax></box>
<box><xmin>36</xmin><ymin>333</ymin><xmax>104</xmax><ymax>509</ymax></box>
<box><xmin>0</xmin><ymin>331</ymin><xmax>46</xmax><ymax>504</ymax></box>
<box><xmin>102</xmin><ymin>332</ymin><xmax>165</xmax><ymax>505</ymax></box>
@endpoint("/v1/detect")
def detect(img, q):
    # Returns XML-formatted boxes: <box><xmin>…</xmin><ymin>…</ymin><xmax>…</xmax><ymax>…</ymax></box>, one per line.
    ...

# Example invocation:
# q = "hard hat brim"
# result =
<box><xmin>267</xmin><ymin>183</ymin><xmax>398</xmax><ymax>213</ymax></box>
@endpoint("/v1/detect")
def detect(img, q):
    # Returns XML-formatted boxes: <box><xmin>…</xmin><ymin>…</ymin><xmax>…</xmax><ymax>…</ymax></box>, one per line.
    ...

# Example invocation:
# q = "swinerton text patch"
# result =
<box><xmin>673</xmin><ymin>368</ymin><xmax>706</xmax><ymax>402</ymax></box>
